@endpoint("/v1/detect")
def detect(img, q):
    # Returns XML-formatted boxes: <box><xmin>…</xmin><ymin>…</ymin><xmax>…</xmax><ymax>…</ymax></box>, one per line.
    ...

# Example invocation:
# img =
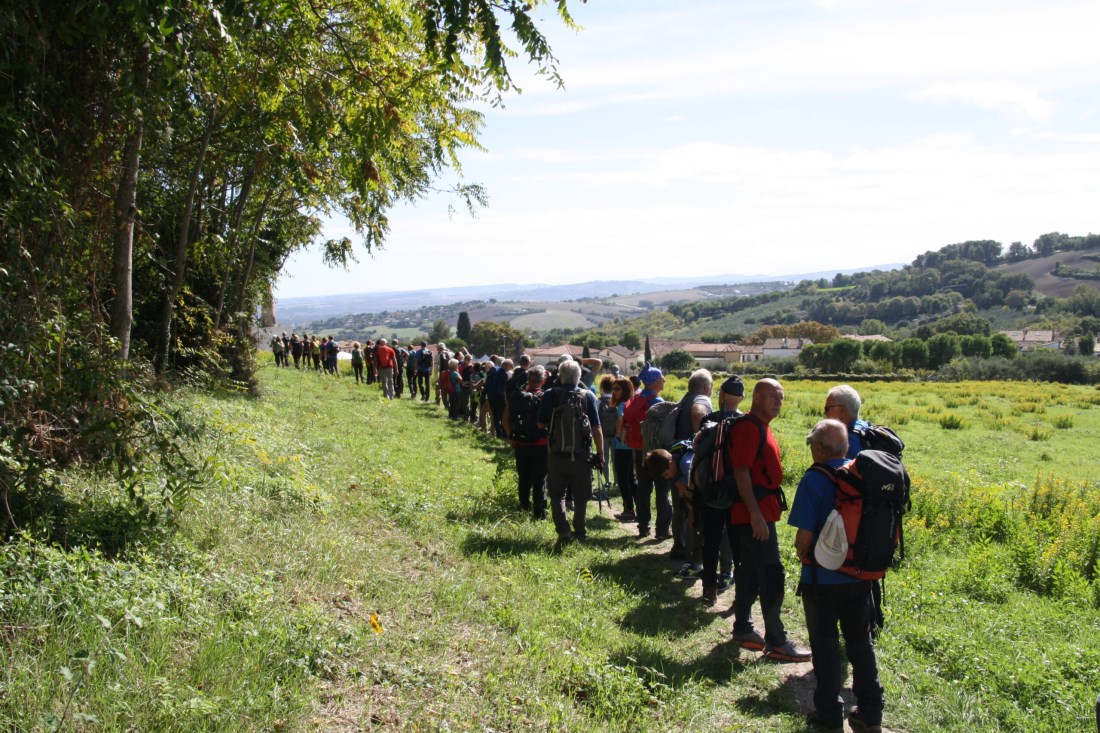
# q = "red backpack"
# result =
<box><xmin>620</xmin><ymin>393</ymin><xmax>657</xmax><ymax>450</ymax></box>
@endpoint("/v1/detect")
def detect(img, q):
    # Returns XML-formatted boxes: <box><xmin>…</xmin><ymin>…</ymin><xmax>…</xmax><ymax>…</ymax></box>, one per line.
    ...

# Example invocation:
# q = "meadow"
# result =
<box><xmin>1</xmin><ymin>365</ymin><xmax>1097</xmax><ymax>732</ymax></box>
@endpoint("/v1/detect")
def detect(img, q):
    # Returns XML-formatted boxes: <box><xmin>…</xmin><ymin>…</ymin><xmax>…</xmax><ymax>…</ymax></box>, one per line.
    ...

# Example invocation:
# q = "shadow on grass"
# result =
<box><xmin>607</xmin><ymin>638</ymin><xmax>753</xmax><ymax>689</ymax></box>
<box><xmin>734</xmin><ymin>666</ymin><xmax>821</xmax><ymax>728</ymax></box>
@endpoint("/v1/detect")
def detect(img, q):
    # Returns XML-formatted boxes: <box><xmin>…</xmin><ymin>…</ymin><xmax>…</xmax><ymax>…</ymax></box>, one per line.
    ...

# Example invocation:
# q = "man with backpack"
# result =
<box><xmin>503</xmin><ymin>364</ymin><xmax>548</xmax><ymax>519</ymax></box>
<box><xmin>825</xmin><ymin>384</ymin><xmax>904</xmax><ymax>633</ymax></box>
<box><xmin>537</xmin><ymin>360</ymin><xmax>603</xmax><ymax>544</ymax></box>
<box><xmin>484</xmin><ymin>358</ymin><xmax>512</xmax><ymax>439</ymax></box>
<box><xmin>620</xmin><ymin>364</ymin><xmax>671</xmax><ymax>540</ymax></box>
<box><xmin>435</xmin><ymin>342</ymin><xmax>452</xmax><ymax>407</ymax></box>
<box><xmin>789</xmin><ymin>419</ymin><xmax>884</xmax><ymax>733</ymax></box>
<box><xmin>414</xmin><ymin>342</ymin><xmax>433</xmax><ymax>401</ymax></box>
<box><xmin>393</xmin><ymin>339</ymin><xmax>408</xmax><ymax>397</ymax></box>
<box><xmin>375</xmin><ymin>338</ymin><xmax>397</xmax><ymax>399</ymax></box>
<box><xmin>669</xmin><ymin>369</ymin><xmax>715</xmax><ymax>569</ymax></box>
<box><xmin>729</xmin><ymin>378</ymin><xmax>811</xmax><ymax>663</ymax></box>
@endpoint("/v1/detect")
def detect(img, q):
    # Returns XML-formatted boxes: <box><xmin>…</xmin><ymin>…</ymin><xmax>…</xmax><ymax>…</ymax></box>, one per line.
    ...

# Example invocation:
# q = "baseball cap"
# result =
<box><xmin>720</xmin><ymin>375</ymin><xmax>745</xmax><ymax>396</ymax></box>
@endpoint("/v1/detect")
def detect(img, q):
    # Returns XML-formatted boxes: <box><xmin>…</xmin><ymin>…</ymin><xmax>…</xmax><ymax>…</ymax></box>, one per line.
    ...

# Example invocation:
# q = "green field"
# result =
<box><xmin>2</xmin><ymin>365</ymin><xmax>1097</xmax><ymax>731</ymax></box>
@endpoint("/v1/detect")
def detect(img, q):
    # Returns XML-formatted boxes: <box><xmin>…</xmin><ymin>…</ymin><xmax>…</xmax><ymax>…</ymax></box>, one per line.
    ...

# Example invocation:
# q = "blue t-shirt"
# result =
<box><xmin>537</xmin><ymin>386</ymin><xmax>601</xmax><ymax>430</ymax></box>
<box><xmin>788</xmin><ymin>457</ymin><xmax>858</xmax><ymax>584</ymax></box>
<box><xmin>847</xmin><ymin>419</ymin><xmax>870</xmax><ymax>458</ymax></box>
<box><xmin>678</xmin><ymin>450</ymin><xmax>693</xmax><ymax>487</ymax></box>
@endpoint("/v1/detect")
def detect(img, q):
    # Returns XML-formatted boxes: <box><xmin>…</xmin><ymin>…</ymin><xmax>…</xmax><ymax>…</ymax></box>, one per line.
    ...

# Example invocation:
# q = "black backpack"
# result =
<box><xmin>854</xmin><ymin>423</ymin><xmax>905</xmax><ymax>456</ymax></box>
<box><xmin>419</xmin><ymin>349</ymin><xmax>433</xmax><ymax>370</ymax></box>
<box><xmin>689</xmin><ymin>413</ymin><xmax>769</xmax><ymax>510</ymax></box>
<box><xmin>547</xmin><ymin>388</ymin><xmax>593</xmax><ymax>456</ymax></box>
<box><xmin>597</xmin><ymin>394</ymin><xmax>618</xmax><ymax>439</ymax></box>
<box><xmin>508</xmin><ymin>387</ymin><xmax>544</xmax><ymax>443</ymax></box>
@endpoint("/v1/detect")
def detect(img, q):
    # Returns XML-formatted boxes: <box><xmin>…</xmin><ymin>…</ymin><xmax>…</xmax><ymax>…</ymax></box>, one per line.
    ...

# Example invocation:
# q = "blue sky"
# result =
<box><xmin>275</xmin><ymin>0</ymin><xmax>1100</xmax><ymax>300</ymax></box>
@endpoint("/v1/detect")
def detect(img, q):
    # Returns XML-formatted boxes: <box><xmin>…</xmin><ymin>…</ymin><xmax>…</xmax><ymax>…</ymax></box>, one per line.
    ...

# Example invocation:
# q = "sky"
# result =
<box><xmin>274</xmin><ymin>0</ymin><xmax>1100</xmax><ymax>300</ymax></box>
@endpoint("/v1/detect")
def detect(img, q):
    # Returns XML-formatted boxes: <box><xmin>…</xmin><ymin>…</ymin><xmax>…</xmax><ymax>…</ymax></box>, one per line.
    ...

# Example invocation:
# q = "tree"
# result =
<box><xmin>959</xmin><ymin>334</ymin><xmax>992</xmax><ymax>359</ymax></box>
<box><xmin>428</xmin><ymin>320</ymin><xmax>452</xmax><ymax>344</ymax></box>
<box><xmin>582</xmin><ymin>343</ymin><xmax>591</xmax><ymax>359</ymax></box>
<box><xmin>659</xmin><ymin>349</ymin><xmax>695</xmax><ymax>371</ymax></box>
<box><xmin>644</xmin><ymin>335</ymin><xmax>652</xmax><ymax>364</ymax></box>
<box><xmin>456</xmin><ymin>311</ymin><xmax>472</xmax><ymax>342</ymax></box>
<box><xmin>621</xmin><ymin>330</ymin><xmax>642</xmax><ymax>351</ymax></box>
<box><xmin>927</xmin><ymin>333</ymin><xmax>962</xmax><ymax>369</ymax></box>
<box><xmin>899</xmin><ymin>339</ymin><xmax>929</xmax><ymax>369</ymax></box>
<box><xmin>990</xmin><ymin>333</ymin><xmax>1018</xmax><ymax>359</ymax></box>
<box><xmin>859</xmin><ymin>319</ymin><xmax>888</xmax><ymax>336</ymax></box>
<box><xmin>467</xmin><ymin>321</ymin><xmax>522</xmax><ymax>357</ymax></box>
<box><xmin>1079</xmin><ymin>333</ymin><xmax>1096</xmax><ymax>358</ymax></box>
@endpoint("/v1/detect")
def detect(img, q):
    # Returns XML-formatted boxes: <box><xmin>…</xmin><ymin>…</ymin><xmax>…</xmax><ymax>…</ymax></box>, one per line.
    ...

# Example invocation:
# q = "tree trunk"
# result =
<box><xmin>155</xmin><ymin>103</ymin><xmax>216</xmax><ymax>374</ymax></box>
<box><xmin>234</xmin><ymin>185</ymin><xmax>276</xmax><ymax>319</ymax></box>
<box><xmin>213</xmin><ymin>164</ymin><xmax>257</xmax><ymax>328</ymax></box>
<box><xmin>109</xmin><ymin>43</ymin><xmax>150</xmax><ymax>363</ymax></box>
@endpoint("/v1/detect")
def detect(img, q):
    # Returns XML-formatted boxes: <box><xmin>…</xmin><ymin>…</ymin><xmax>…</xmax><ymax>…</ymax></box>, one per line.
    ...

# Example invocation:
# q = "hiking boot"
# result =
<box><xmin>637</xmin><ymin>527</ymin><xmax>650</xmax><ymax>538</ymax></box>
<box><xmin>763</xmin><ymin>640</ymin><xmax>812</xmax><ymax>663</ymax></box>
<box><xmin>805</xmin><ymin>711</ymin><xmax>843</xmax><ymax>733</ymax></box>
<box><xmin>675</xmin><ymin>563</ymin><xmax>702</xmax><ymax>579</ymax></box>
<box><xmin>731</xmin><ymin>628</ymin><xmax>766</xmax><ymax>651</ymax></box>
<box><xmin>716</xmin><ymin>572</ymin><xmax>733</xmax><ymax>591</ymax></box>
<box><xmin>653</xmin><ymin>532</ymin><xmax>672</xmax><ymax>542</ymax></box>
<box><xmin>701</xmin><ymin>586</ymin><xmax>718</xmax><ymax>606</ymax></box>
<box><xmin>614</xmin><ymin>511</ymin><xmax>636</xmax><ymax>522</ymax></box>
<box><xmin>847</xmin><ymin>707</ymin><xmax>882</xmax><ymax>733</ymax></box>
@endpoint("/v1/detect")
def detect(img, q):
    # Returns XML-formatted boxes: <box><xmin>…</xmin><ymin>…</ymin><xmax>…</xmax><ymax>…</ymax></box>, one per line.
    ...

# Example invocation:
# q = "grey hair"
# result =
<box><xmin>501</xmin><ymin>359</ymin><xmax>514</xmax><ymax>370</ymax></box>
<box><xmin>827</xmin><ymin>384</ymin><xmax>862</xmax><ymax>418</ymax></box>
<box><xmin>527</xmin><ymin>364</ymin><xmax>546</xmax><ymax>383</ymax></box>
<box><xmin>807</xmin><ymin>419</ymin><xmax>849</xmax><ymax>458</ymax></box>
<box><xmin>557</xmin><ymin>360</ymin><xmax>582</xmax><ymax>386</ymax></box>
<box><xmin>447</xmin><ymin>358</ymin><xmax>459</xmax><ymax>369</ymax></box>
<box><xmin>687</xmin><ymin>368</ymin><xmax>713</xmax><ymax>394</ymax></box>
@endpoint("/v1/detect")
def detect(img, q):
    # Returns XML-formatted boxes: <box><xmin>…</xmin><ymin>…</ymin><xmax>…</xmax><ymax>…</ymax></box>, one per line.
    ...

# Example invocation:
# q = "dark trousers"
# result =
<box><xmin>633</xmin><ymin>449</ymin><xmax>671</xmax><ymax>535</ymax></box>
<box><xmin>448</xmin><ymin>388</ymin><xmax>464</xmax><ymax>419</ymax></box>
<box><xmin>488</xmin><ymin>394</ymin><xmax>507</xmax><ymax>438</ymax></box>
<box><xmin>416</xmin><ymin>372</ymin><xmax>431</xmax><ymax>400</ymax></box>
<box><xmin>547</xmin><ymin>453</ymin><xmax>593</xmax><ymax>539</ymax></box>
<box><xmin>801</xmin><ymin>581</ymin><xmax>884</xmax><ymax>729</ymax></box>
<box><xmin>514</xmin><ymin>444</ymin><xmax>547</xmax><ymax>518</ymax></box>
<box><xmin>352</xmin><ymin>364</ymin><xmax>364</xmax><ymax>383</ymax></box>
<box><xmin>699</xmin><ymin>505</ymin><xmax>736</xmax><ymax>586</ymax></box>
<box><xmin>395</xmin><ymin>368</ymin><xmax>405</xmax><ymax>396</ymax></box>
<box><xmin>613</xmin><ymin>448</ymin><xmax>636</xmax><ymax>513</ymax></box>
<box><xmin>732</xmin><ymin>522</ymin><xmax>787</xmax><ymax>646</ymax></box>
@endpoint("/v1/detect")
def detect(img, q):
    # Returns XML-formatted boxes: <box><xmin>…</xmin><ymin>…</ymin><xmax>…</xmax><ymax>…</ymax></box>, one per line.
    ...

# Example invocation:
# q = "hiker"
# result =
<box><xmin>729</xmin><ymin>378</ymin><xmax>811</xmax><ymax>663</ymax></box>
<box><xmin>415</xmin><ymin>341</ymin><xmax>432</xmax><ymax>401</ymax></box>
<box><xmin>270</xmin><ymin>335</ymin><xmax>285</xmax><ymax>366</ymax></box>
<box><xmin>610</xmin><ymin>376</ymin><xmax>638</xmax><ymax>523</ymax></box>
<box><xmin>290</xmin><ymin>333</ymin><xmax>302</xmax><ymax>368</ymax></box>
<box><xmin>790</xmin><ymin>419</ymin><xmax>884</xmax><ymax>733</ymax></box>
<box><xmin>537</xmin><ymin>360</ymin><xmax>603</xmax><ymax>544</ymax></box>
<box><xmin>350</xmin><ymin>342</ymin><xmax>365</xmax><ymax>384</ymax></box>
<box><xmin>445</xmin><ymin>357</ymin><xmax>464</xmax><ymax>419</ymax></box>
<box><xmin>698</xmin><ymin>375</ymin><xmax>744</xmax><ymax>605</ymax></box>
<box><xmin>825</xmin><ymin>383</ymin><xmax>900</xmax><ymax>634</ymax></box>
<box><xmin>825</xmin><ymin>385</ymin><xmax>869</xmax><ymax>459</ymax></box>
<box><xmin>621</xmin><ymin>364</ymin><xmax>671</xmax><ymax>540</ymax></box>
<box><xmin>644</xmin><ymin>445</ymin><xmax>697</xmax><ymax>575</ymax></box>
<box><xmin>404</xmin><ymin>339</ymin><xmax>418</xmax><ymax>398</ymax></box>
<box><xmin>436</xmin><ymin>343</ymin><xmax>452</xmax><ymax>407</ymax></box>
<box><xmin>394</xmin><ymin>338</ymin><xmax>408</xmax><ymax>398</ymax></box>
<box><xmin>375</xmin><ymin>338</ymin><xmax>397</xmax><ymax>398</ymax></box>
<box><xmin>326</xmin><ymin>337</ymin><xmax>339</xmax><ymax>374</ymax></box>
<box><xmin>468</xmin><ymin>359</ymin><xmax>485</xmax><ymax>424</ymax></box>
<box><xmin>669</xmin><ymin>369</ymin><xmax>714</xmax><ymax>569</ymax></box>
<box><xmin>503</xmin><ymin>364</ymin><xmax>549</xmax><ymax>519</ymax></box>
<box><xmin>484</xmin><ymin>358</ymin><xmax>512</xmax><ymax>438</ymax></box>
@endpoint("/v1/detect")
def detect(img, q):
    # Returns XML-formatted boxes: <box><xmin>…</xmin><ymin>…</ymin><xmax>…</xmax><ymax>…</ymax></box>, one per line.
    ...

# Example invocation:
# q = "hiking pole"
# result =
<box><xmin>590</xmin><ymin>458</ymin><xmax>609</xmax><ymax>513</ymax></box>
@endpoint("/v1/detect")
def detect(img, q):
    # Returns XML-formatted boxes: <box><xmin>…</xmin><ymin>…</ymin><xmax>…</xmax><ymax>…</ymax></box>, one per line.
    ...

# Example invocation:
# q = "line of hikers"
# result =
<box><xmin>268</xmin><ymin>338</ymin><xmax>904</xmax><ymax>731</ymax></box>
<box><xmin>482</xmin><ymin>355</ymin><xmax>903</xmax><ymax>733</ymax></box>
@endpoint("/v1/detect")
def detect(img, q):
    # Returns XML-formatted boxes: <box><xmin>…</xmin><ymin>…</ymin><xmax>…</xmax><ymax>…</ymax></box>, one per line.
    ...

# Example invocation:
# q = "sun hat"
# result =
<box><xmin>814</xmin><ymin>509</ymin><xmax>848</xmax><ymax>570</ymax></box>
<box><xmin>638</xmin><ymin>363</ymin><xmax>663</xmax><ymax>386</ymax></box>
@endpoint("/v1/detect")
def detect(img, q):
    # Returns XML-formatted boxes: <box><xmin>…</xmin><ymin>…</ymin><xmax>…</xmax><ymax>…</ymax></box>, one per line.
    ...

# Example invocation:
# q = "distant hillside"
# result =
<box><xmin>996</xmin><ymin>250</ymin><xmax>1100</xmax><ymax>299</ymax></box>
<box><xmin>274</xmin><ymin>265</ymin><xmax>901</xmax><ymax>324</ymax></box>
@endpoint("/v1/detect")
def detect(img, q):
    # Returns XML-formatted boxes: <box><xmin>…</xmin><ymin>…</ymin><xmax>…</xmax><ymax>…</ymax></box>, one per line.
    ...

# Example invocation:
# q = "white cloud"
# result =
<box><xmin>913</xmin><ymin>81</ymin><xmax>1053</xmax><ymax>121</ymax></box>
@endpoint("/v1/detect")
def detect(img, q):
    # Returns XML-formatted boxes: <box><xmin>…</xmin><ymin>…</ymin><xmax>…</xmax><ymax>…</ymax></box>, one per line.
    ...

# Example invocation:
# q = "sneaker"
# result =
<box><xmin>676</xmin><ymin>563</ymin><xmax>702</xmax><ymax>579</ymax></box>
<box><xmin>847</xmin><ymin>708</ymin><xmax>882</xmax><ymax>733</ymax></box>
<box><xmin>701</xmin><ymin>586</ymin><xmax>717</xmax><ymax>606</ymax></box>
<box><xmin>805</xmin><ymin>711</ymin><xmax>843</xmax><ymax>733</ymax></box>
<box><xmin>763</xmin><ymin>640</ymin><xmax>812</xmax><ymax>663</ymax></box>
<box><xmin>637</xmin><ymin>527</ymin><xmax>651</xmax><ymax>538</ymax></box>
<box><xmin>614</xmin><ymin>511</ymin><xmax>637</xmax><ymax>522</ymax></box>
<box><xmin>653</xmin><ymin>533</ymin><xmax>672</xmax><ymax>542</ymax></box>
<box><xmin>716</xmin><ymin>572</ymin><xmax>733</xmax><ymax>591</ymax></box>
<box><xmin>731</xmin><ymin>628</ymin><xmax>766</xmax><ymax>651</ymax></box>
